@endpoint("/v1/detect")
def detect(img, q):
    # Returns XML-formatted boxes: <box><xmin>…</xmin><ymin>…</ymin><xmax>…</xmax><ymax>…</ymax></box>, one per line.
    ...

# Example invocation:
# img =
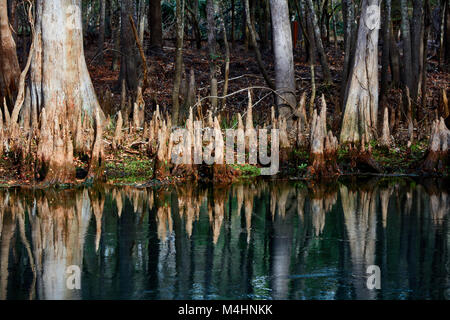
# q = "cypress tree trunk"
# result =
<box><xmin>149</xmin><ymin>0</ymin><xmax>163</xmax><ymax>52</ymax></box>
<box><xmin>206</xmin><ymin>0</ymin><xmax>218</xmax><ymax>110</ymax></box>
<box><xmin>97</xmin><ymin>0</ymin><xmax>106</xmax><ymax>64</ymax></box>
<box><xmin>0</xmin><ymin>0</ymin><xmax>20</xmax><ymax>108</ymax></box>
<box><xmin>380</xmin><ymin>0</ymin><xmax>391</xmax><ymax>104</ymax></box>
<box><xmin>269</xmin><ymin>0</ymin><xmax>297</xmax><ymax>121</ymax></box>
<box><xmin>305</xmin><ymin>0</ymin><xmax>332</xmax><ymax>84</ymax></box>
<box><xmin>340</xmin><ymin>0</ymin><xmax>380</xmax><ymax>145</ymax></box>
<box><xmin>26</xmin><ymin>0</ymin><xmax>103</xmax><ymax>183</ymax></box>
<box><xmin>341</xmin><ymin>0</ymin><xmax>356</xmax><ymax>104</ymax></box>
<box><xmin>411</xmin><ymin>0</ymin><xmax>424</xmax><ymax>100</ymax></box>
<box><xmin>172</xmin><ymin>0</ymin><xmax>185</xmax><ymax>125</ymax></box>
<box><xmin>400</xmin><ymin>0</ymin><xmax>413</xmax><ymax>93</ymax></box>
<box><xmin>119</xmin><ymin>0</ymin><xmax>138</xmax><ymax>93</ymax></box>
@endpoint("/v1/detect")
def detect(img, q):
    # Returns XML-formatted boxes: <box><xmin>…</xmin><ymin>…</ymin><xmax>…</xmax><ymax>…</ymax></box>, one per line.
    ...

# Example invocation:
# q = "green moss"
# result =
<box><xmin>231</xmin><ymin>164</ymin><xmax>261</xmax><ymax>178</ymax></box>
<box><xmin>106</xmin><ymin>159</ymin><xmax>154</xmax><ymax>184</ymax></box>
<box><xmin>371</xmin><ymin>140</ymin><xmax>428</xmax><ymax>173</ymax></box>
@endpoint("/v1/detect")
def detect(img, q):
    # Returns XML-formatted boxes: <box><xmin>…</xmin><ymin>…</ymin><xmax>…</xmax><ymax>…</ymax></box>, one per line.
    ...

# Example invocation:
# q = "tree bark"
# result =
<box><xmin>0</xmin><ymin>0</ymin><xmax>20</xmax><ymax>108</ymax></box>
<box><xmin>172</xmin><ymin>0</ymin><xmax>185</xmax><ymax>125</ymax></box>
<box><xmin>340</xmin><ymin>0</ymin><xmax>380</xmax><ymax>145</ymax></box>
<box><xmin>389</xmin><ymin>24</ymin><xmax>401</xmax><ymax>86</ymax></box>
<box><xmin>149</xmin><ymin>0</ymin><xmax>163</xmax><ymax>52</ymax></box>
<box><xmin>119</xmin><ymin>0</ymin><xmax>138</xmax><ymax>93</ymax></box>
<box><xmin>411</xmin><ymin>0</ymin><xmax>424</xmax><ymax>100</ymax></box>
<box><xmin>400</xmin><ymin>0</ymin><xmax>413</xmax><ymax>93</ymax></box>
<box><xmin>187</xmin><ymin>0</ymin><xmax>201</xmax><ymax>49</ymax></box>
<box><xmin>341</xmin><ymin>0</ymin><xmax>356</xmax><ymax>104</ymax></box>
<box><xmin>445</xmin><ymin>0</ymin><xmax>450</xmax><ymax>65</ymax></box>
<box><xmin>206</xmin><ymin>0</ymin><xmax>218</xmax><ymax>110</ymax></box>
<box><xmin>380</xmin><ymin>0</ymin><xmax>391</xmax><ymax>104</ymax></box>
<box><xmin>245</xmin><ymin>0</ymin><xmax>274</xmax><ymax>90</ymax></box>
<box><xmin>269</xmin><ymin>0</ymin><xmax>297</xmax><ymax>120</ymax></box>
<box><xmin>27</xmin><ymin>0</ymin><xmax>103</xmax><ymax>183</ymax></box>
<box><xmin>305</xmin><ymin>0</ymin><xmax>332</xmax><ymax>84</ymax></box>
<box><xmin>97</xmin><ymin>0</ymin><xmax>106</xmax><ymax>64</ymax></box>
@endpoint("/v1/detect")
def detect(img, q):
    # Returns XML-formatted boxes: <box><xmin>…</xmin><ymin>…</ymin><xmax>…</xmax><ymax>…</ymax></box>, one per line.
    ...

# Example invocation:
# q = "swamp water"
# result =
<box><xmin>0</xmin><ymin>178</ymin><xmax>449</xmax><ymax>300</ymax></box>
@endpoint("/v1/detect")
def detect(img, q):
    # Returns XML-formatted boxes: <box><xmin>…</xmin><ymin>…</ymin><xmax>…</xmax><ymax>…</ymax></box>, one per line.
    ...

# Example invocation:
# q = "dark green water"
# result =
<box><xmin>0</xmin><ymin>178</ymin><xmax>449</xmax><ymax>300</ymax></box>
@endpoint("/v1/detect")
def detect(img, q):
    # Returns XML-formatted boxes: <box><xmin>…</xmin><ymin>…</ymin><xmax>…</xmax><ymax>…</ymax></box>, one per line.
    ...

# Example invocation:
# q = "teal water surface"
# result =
<box><xmin>0</xmin><ymin>178</ymin><xmax>449</xmax><ymax>300</ymax></box>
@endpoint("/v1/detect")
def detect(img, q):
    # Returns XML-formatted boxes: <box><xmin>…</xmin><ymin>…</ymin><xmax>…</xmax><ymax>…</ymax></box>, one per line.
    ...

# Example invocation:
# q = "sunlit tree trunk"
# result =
<box><xmin>26</xmin><ymin>0</ymin><xmax>103</xmax><ymax>183</ymax></box>
<box><xmin>0</xmin><ymin>0</ymin><xmax>20</xmax><ymax>108</ymax></box>
<box><xmin>29</xmin><ymin>1</ymin><xmax>101</xmax><ymax>121</ymax></box>
<box><xmin>269</xmin><ymin>0</ymin><xmax>296</xmax><ymax>120</ymax></box>
<box><xmin>340</xmin><ymin>0</ymin><xmax>380</xmax><ymax>144</ymax></box>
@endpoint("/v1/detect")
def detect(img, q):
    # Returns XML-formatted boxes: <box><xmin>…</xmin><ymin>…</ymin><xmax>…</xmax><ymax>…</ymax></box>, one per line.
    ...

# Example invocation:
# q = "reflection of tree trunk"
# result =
<box><xmin>29</xmin><ymin>189</ymin><xmax>91</xmax><ymax>300</ymax></box>
<box><xmin>0</xmin><ymin>209</ymin><xmax>15</xmax><ymax>300</ymax></box>
<box><xmin>340</xmin><ymin>185</ymin><xmax>377</xmax><ymax>299</ymax></box>
<box><xmin>271</xmin><ymin>185</ymin><xmax>295</xmax><ymax>300</ymax></box>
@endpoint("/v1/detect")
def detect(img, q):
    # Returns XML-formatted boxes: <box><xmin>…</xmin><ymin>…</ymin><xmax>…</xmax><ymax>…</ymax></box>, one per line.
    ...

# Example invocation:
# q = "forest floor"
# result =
<box><xmin>0</xmin><ymin>40</ymin><xmax>448</xmax><ymax>187</ymax></box>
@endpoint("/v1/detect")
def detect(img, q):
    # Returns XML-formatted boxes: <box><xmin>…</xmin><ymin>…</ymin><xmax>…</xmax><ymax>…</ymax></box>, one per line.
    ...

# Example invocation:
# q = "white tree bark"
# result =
<box><xmin>269</xmin><ymin>0</ymin><xmax>296</xmax><ymax>119</ymax></box>
<box><xmin>29</xmin><ymin>0</ymin><xmax>102</xmax><ymax>124</ymax></box>
<box><xmin>0</xmin><ymin>0</ymin><xmax>20</xmax><ymax>105</ymax></box>
<box><xmin>340</xmin><ymin>0</ymin><xmax>380</xmax><ymax>144</ymax></box>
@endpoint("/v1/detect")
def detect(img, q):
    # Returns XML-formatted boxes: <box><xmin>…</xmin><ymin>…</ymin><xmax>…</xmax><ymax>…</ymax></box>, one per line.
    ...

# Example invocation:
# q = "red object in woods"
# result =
<box><xmin>292</xmin><ymin>21</ymin><xmax>299</xmax><ymax>48</ymax></box>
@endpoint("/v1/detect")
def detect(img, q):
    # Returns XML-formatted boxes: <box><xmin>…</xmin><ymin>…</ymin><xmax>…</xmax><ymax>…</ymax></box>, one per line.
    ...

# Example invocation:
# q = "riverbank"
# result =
<box><xmin>0</xmin><ymin>135</ymin><xmax>447</xmax><ymax>189</ymax></box>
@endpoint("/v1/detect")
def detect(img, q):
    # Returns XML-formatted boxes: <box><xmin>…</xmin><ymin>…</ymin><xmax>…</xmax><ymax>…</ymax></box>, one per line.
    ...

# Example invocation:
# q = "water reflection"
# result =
<box><xmin>0</xmin><ymin>178</ymin><xmax>448</xmax><ymax>300</ymax></box>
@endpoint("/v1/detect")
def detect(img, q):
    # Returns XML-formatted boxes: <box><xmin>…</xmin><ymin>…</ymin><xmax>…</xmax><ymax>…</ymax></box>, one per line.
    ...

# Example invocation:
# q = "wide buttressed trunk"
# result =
<box><xmin>269</xmin><ymin>0</ymin><xmax>296</xmax><ymax>120</ymax></box>
<box><xmin>29</xmin><ymin>0</ymin><xmax>101</xmax><ymax>124</ymax></box>
<box><xmin>27</xmin><ymin>0</ymin><xmax>103</xmax><ymax>184</ymax></box>
<box><xmin>0</xmin><ymin>0</ymin><xmax>20</xmax><ymax>107</ymax></box>
<box><xmin>340</xmin><ymin>0</ymin><xmax>380</xmax><ymax>145</ymax></box>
